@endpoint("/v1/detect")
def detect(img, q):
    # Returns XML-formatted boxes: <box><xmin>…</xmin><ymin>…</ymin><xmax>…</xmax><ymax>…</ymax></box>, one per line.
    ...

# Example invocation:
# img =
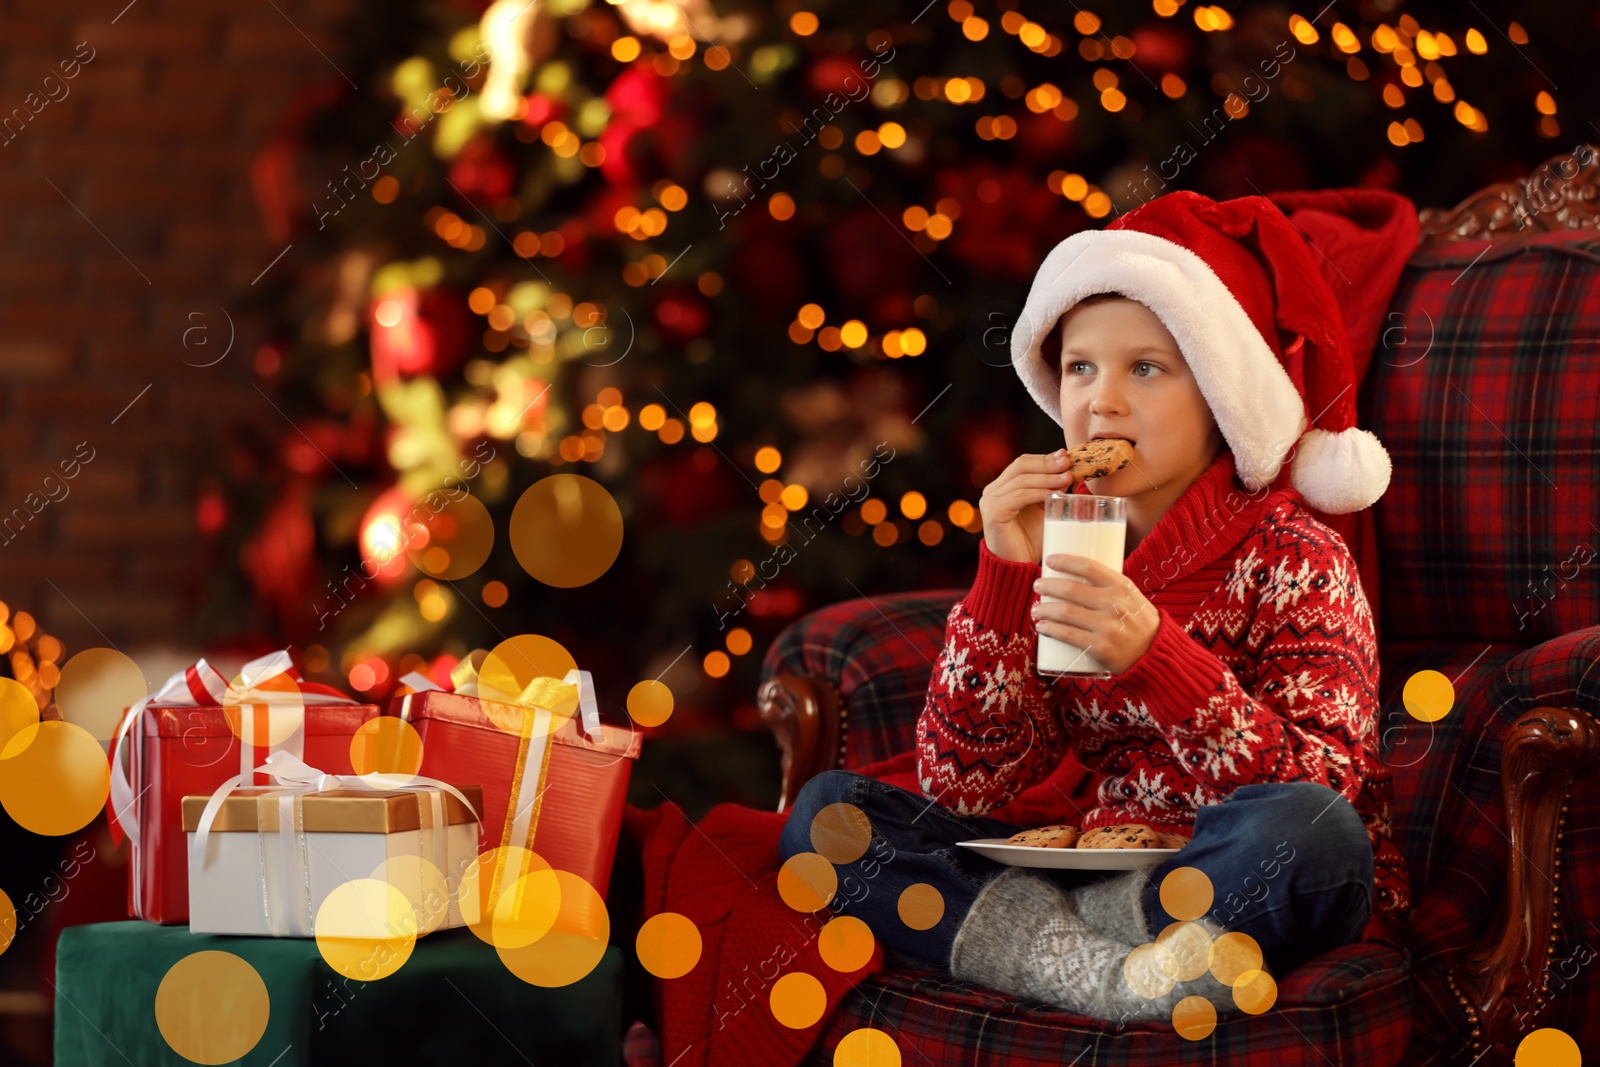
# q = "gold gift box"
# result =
<box><xmin>181</xmin><ymin>785</ymin><xmax>483</xmax><ymax>834</ymax></box>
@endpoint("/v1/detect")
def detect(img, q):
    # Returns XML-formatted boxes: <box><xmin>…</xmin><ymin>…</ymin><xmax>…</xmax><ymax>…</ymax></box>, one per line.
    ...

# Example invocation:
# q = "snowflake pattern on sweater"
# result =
<box><xmin>915</xmin><ymin>452</ymin><xmax>1411</xmax><ymax>923</ymax></box>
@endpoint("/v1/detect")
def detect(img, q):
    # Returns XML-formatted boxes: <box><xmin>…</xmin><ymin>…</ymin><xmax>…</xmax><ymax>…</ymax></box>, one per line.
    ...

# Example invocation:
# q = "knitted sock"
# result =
<box><xmin>949</xmin><ymin>869</ymin><xmax>1242</xmax><ymax>1024</ymax></box>
<box><xmin>1070</xmin><ymin>869</ymin><xmax>1155</xmax><ymax>946</ymax></box>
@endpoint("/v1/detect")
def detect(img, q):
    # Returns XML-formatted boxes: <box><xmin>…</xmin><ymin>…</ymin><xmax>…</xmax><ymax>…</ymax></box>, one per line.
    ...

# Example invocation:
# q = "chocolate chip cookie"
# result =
<box><xmin>1065</xmin><ymin>438</ymin><xmax>1135</xmax><ymax>483</ymax></box>
<box><xmin>1004</xmin><ymin>824</ymin><xmax>1081</xmax><ymax>848</ymax></box>
<box><xmin>1077</xmin><ymin>823</ymin><xmax>1163</xmax><ymax>849</ymax></box>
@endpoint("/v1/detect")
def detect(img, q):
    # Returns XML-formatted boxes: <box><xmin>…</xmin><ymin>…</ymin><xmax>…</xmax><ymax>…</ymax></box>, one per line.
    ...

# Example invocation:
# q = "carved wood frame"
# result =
<box><xmin>757</xmin><ymin>144</ymin><xmax>1600</xmax><ymax>1064</ymax></box>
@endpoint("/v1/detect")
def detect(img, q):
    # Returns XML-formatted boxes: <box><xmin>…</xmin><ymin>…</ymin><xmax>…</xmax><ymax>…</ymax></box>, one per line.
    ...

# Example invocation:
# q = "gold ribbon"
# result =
<box><xmin>444</xmin><ymin>652</ymin><xmax>583</xmax><ymax>911</ymax></box>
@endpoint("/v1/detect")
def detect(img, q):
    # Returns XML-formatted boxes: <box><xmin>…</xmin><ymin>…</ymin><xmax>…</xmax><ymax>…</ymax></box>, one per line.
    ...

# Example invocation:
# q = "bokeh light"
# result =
<box><xmin>1172</xmin><ymin>995</ymin><xmax>1218</xmax><ymax>1040</ymax></box>
<box><xmin>897</xmin><ymin>883</ymin><xmax>944</xmax><ymax>930</ymax></box>
<box><xmin>1231</xmin><ymin>968</ymin><xmax>1278</xmax><ymax>1014</ymax></box>
<box><xmin>154</xmin><ymin>951</ymin><xmax>271</xmax><ymax>1065</ymax></box>
<box><xmin>626</xmin><ymin>678</ymin><xmax>674</xmax><ymax>727</ymax></box>
<box><xmin>459</xmin><ymin>847</ymin><xmax>554</xmax><ymax>946</ymax></box>
<box><xmin>818</xmin><ymin>915</ymin><xmax>875</xmax><ymax>972</ymax></box>
<box><xmin>478</xmin><ymin>633</ymin><xmax>580</xmax><ymax>738</ymax></box>
<box><xmin>55</xmin><ymin>648</ymin><xmax>147</xmax><ymax>742</ymax></box>
<box><xmin>0</xmin><ymin>889</ymin><xmax>14</xmax><ymax>959</ymax></box>
<box><xmin>635</xmin><ymin>911</ymin><xmax>702</xmax><ymax>979</ymax></box>
<box><xmin>348</xmin><ymin>717</ymin><xmax>425</xmax><ymax>781</ymax></box>
<box><xmin>496</xmin><ymin>869</ymin><xmax>610</xmax><ymax>987</ymax></box>
<box><xmin>406</xmin><ymin>492</ymin><xmax>495</xmax><ymax>580</ymax></box>
<box><xmin>809</xmin><ymin>802</ymin><xmax>872</xmax><ymax>864</ymax></box>
<box><xmin>314</xmin><ymin>879</ymin><xmax>419</xmax><ymax>981</ymax></box>
<box><xmin>769</xmin><ymin>971</ymin><xmax>826</xmax><ymax>1028</ymax></box>
<box><xmin>220</xmin><ymin>668</ymin><xmax>305</xmax><ymax>749</ymax></box>
<box><xmin>1515</xmin><ymin>1028</ymin><xmax>1582</xmax><ymax>1067</ymax></box>
<box><xmin>509</xmin><ymin>474</ymin><xmax>624</xmax><ymax>588</ymax></box>
<box><xmin>1158</xmin><ymin>867</ymin><xmax>1214</xmax><ymax>922</ymax></box>
<box><xmin>1403</xmin><ymin>669</ymin><xmax>1454</xmax><ymax>722</ymax></box>
<box><xmin>834</xmin><ymin>1027</ymin><xmax>901</xmax><ymax>1066</ymax></box>
<box><xmin>0</xmin><ymin>720</ymin><xmax>111</xmax><ymax>836</ymax></box>
<box><xmin>369</xmin><ymin>856</ymin><xmax>452</xmax><ymax>936</ymax></box>
<box><xmin>777</xmin><ymin>852</ymin><xmax>837</xmax><ymax>912</ymax></box>
<box><xmin>0</xmin><ymin>678</ymin><xmax>40</xmax><ymax>757</ymax></box>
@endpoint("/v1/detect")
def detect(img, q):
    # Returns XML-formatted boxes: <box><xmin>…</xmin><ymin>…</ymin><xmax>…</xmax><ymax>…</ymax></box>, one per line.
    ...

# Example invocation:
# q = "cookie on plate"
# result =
<box><xmin>1065</xmin><ymin>438</ymin><xmax>1135</xmax><ymax>483</ymax></box>
<box><xmin>1077</xmin><ymin>823</ymin><xmax>1163</xmax><ymax>849</ymax></box>
<box><xmin>1157</xmin><ymin>831</ymin><xmax>1190</xmax><ymax>850</ymax></box>
<box><xmin>1004</xmin><ymin>824</ymin><xmax>1081</xmax><ymax>848</ymax></box>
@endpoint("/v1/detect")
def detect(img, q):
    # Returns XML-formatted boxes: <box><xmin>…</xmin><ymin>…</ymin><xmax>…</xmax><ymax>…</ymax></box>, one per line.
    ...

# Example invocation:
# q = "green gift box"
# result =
<box><xmin>54</xmin><ymin>921</ymin><xmax>624</xmax><ymax>1066</ymax></box>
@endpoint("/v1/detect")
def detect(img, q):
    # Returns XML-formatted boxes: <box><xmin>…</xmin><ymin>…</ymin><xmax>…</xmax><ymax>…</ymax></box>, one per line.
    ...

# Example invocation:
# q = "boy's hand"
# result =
<box><xmin>1031</xmin><ymin>554</ymin><xmax>1159</xmax><ymax>675</ymax></box>
<box><xmin>979</xmin><ymin>449</ymin><xmax>1077</xmax><ymax>564</ymax></box>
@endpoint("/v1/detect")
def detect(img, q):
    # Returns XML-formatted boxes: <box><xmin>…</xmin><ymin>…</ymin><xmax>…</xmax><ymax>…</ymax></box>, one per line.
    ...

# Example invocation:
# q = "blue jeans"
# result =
<box><xmin>777</xmin><ymin>770</ymin><xmax>1374</xmax><ymax>975</ymax></box>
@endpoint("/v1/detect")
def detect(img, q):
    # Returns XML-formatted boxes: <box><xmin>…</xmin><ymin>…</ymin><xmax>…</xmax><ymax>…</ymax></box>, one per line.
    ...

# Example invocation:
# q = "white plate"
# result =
<box><xmin>957</xmin><ymin>838</ymin><xmax>1179</xmax><ymax>870</ymax></box>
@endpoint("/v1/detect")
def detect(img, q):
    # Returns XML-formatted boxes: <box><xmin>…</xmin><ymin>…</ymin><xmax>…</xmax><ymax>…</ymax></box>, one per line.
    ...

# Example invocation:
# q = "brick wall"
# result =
<box><xmin>0</xmin><ymin>0</ymin><xmax>358</xmax><ymax>650</ymax></box>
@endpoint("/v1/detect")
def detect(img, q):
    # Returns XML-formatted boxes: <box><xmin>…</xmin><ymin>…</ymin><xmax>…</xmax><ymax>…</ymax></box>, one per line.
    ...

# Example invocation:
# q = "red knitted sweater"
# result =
<box><xmin>915</xmin><ymin>449</ymin><xmax>1411</xmax><ymax>924</ymax></box>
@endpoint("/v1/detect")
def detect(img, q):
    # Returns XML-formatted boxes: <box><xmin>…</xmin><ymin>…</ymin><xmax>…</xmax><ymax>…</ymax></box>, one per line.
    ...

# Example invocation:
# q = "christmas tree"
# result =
<box><xmin>204</xmin><ymin>0</ymin><xmax>1584</xmax><ymax>811</ymax></box>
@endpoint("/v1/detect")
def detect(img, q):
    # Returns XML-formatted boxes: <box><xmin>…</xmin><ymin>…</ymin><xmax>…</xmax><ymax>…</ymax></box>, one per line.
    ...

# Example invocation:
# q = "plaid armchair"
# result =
<box><xmin>757</xmin><ymin>147</ymin><xmax>1600</xmax><ymax>1067</ymax></box>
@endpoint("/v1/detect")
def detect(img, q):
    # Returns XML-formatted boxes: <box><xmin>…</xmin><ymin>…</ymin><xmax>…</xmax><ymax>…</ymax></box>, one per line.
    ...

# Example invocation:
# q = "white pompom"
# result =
<box><xmin>1289</xmin><ymin>427</ymin><xmax>1393</xmax><ymax>514</ymax></box>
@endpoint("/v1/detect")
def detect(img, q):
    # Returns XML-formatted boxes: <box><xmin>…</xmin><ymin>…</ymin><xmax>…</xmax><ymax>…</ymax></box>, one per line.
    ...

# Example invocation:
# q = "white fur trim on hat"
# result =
<box><xmin>1289</xmin><ymin>426</ymin><xmax>1392</xmax><ymax>514</ymax></box>
<box><xmin>1011</xmin><ymin>229</ymin><xmax>1307</xmax><ymax>493</ymax></box>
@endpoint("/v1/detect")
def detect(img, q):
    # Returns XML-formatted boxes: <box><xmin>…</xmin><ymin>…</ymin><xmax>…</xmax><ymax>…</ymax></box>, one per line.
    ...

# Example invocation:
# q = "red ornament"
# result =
<box><xmin>368</xmin><ymin>286</ymin><xmax>470</xmax><ymax>383</ymax></box>
<box><xmin>521</xmin><ymin>93</ymin><xmax>563</xmax><ymax>128</ymax></box>
<box><xmin>240</xmin><ymin>479</ymin><xmax>318</xmax><ymax>631</ymax></box>
<box><xmin>357</xmin><ymin>485</ymin><xmax>420</xmax><ymax>587</ymax></box>
<box><xmin>601</xmin><ymin>67</ymin><xmax>668</xmax><ymax>185</ymax></box>
<box><xmin>961</xmin><ymin>416</ymin><xmax>1018</xmax><ymax>479</ymax></box>
<box><xmin>654</xmin><ymin>287</ymin><xmax>709</xmax><ymax>341</ymax></box>
<box><xmin>1129</xmin><ymin>24</ymin><xmax>1194</xmax><ymax>76</ymax></box>
<box><xmin>807</xmin><ymin>54</ymin><xmax>864</xmax><ymax>98</ymax></box>
<box><xmin>447</xmin><ymin>134</ymin><xmax>515</xmax><ymax>208</ymax></box>
<box><xmin>195</xmin><ymin>483</ymin><xmax>228</xmax><ymax>534</ymax></box>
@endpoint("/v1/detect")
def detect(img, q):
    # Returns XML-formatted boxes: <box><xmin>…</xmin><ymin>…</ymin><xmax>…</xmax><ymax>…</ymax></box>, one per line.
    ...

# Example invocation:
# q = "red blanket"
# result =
<box><xmin>625</xmin><ymin>749</ymin><xmax>1099</xmax><ymax>1066</ymax></box>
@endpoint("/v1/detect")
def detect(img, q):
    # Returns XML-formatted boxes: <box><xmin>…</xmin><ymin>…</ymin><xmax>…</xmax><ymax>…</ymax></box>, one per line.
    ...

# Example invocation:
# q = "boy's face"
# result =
<box><xmin>1054</xmin><ymin>296</ymin><xmax>1224</xmax><ymax>499</ymax></box>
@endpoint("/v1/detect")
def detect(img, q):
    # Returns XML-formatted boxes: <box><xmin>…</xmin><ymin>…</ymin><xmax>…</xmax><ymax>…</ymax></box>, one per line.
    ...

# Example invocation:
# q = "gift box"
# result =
<box><xmin>183</xmin><ymin>762</ymin><xmax>484</xmax><ymax>938</ymax></box>
<box><xmin>107</xmin><ymin>651</ymin><xmax>379</xmax><ymax>925</ymax></box>
<box><xmin>391</xmin><ymin>659</ymin><xmax>641</xmax><ymax>904</ymax></box>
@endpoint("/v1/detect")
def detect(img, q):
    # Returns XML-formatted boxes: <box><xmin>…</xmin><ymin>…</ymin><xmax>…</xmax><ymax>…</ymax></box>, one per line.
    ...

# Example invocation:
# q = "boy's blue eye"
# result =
<box><xmin>1064</xmin><ymin>360</ymin><xmax>1164</xmax><ymax>377</ymax></box>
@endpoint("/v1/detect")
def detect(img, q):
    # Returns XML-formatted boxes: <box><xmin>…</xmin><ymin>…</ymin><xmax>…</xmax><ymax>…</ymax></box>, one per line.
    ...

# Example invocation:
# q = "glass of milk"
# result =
<box><xmin>1037</xmin><ymin>493</ymin><xmax>1128</xmax><ymax>677</ymax></box>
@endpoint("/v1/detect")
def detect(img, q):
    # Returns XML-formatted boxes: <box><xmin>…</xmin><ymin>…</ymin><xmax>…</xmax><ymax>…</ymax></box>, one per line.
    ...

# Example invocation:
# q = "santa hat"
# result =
<box><xmin>1010</xmin><ymin>188</ymin><xmax>1414</xmax><ymax>515</ymax></box>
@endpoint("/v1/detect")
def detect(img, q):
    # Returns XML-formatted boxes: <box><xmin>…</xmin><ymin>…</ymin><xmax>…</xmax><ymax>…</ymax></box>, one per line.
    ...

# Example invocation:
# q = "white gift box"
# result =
<box><xmin>183</xmin><ymin>784</ymin><xmax>482</xmax><ymax>938</ymax></box>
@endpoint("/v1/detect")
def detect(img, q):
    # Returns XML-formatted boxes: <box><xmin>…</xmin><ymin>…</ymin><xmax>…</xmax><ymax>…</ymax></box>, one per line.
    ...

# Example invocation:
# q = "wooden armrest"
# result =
<box><xmin>1418</xmin><ymin>143</ymin><xmax>1600</xmax><ymax>245</ymax></box>
<box><xmin>1447</xmin><ymin>705</ymin><xmax>1600</xmax><ymax>1060</ymax></box>
<box><xmin>757</xmin><ymin>673</ymin><xmax>847</xmax><ymax>813</ymax></box>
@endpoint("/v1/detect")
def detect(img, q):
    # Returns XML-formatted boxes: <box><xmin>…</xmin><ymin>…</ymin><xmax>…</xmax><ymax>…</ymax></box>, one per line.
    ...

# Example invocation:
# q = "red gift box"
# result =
<box><xmin>106</xmin><ymin>653</ymin><xmax>378</xmax><ymax>924</ymax></box>
<box><xmin>392</xmin><ymin>677</ymin><xmax>641</xmax><ymax>902</ymax></box>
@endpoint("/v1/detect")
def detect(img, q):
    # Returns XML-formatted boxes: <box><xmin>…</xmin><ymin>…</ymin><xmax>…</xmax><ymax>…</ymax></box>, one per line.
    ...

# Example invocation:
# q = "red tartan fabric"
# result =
<box><xmin>917</xmin><ymin>448</ymin><xmax>1410</xmax><ymax>923</ymax></box>
<box><xmin>1365</xmin><ymin>232</ymin><xmax>1600</xmax><ymax>645</ymax></box>
<box><xmin>804</xmin><ymin>940</ymin><xmax>1415</xmax><ymax>1066</ymax></box>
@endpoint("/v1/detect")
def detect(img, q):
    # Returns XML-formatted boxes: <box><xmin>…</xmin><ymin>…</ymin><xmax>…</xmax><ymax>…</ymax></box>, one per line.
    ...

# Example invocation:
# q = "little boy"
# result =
<box><xmin>779</xmin><ymin>190</ymin><xmax>1410</xmax><ymax>1023</ymax></box>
